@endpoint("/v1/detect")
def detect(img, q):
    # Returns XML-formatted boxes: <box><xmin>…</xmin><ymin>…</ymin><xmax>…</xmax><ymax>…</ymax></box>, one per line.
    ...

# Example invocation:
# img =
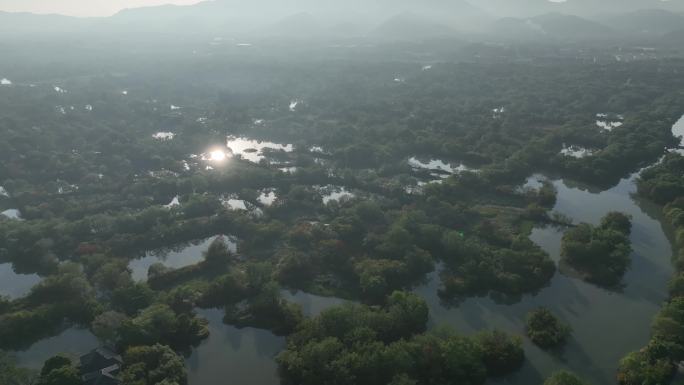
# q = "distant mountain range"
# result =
<box><xmin>1</xmin><ymin>0</ymin><xmax>683</xmax><ymax>44</ymax></box>
<box><xmin>488</xmin><ymin>13</ymin><xmax>615</xmax><ymax>42</ymax></box>
<box><xmin>473</xmin><ymin>0</ymin><xmax>684</xmax><ymax>17</ymax></box>
<box><xmin>601</xmin><ymin>9</ymin><xmax>684</xmax><ymax>37</ymax></box>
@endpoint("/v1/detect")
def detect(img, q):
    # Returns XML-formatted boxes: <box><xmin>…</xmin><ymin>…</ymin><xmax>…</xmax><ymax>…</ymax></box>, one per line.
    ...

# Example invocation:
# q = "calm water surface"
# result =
<box><xmin>9</xmin><ymin>175</ymin><xmax>675</xmax><ymax>385</ymax></box>
<box><xmin>13</xmin><ymin>116</ymin><xmax>684</xmax><ymax>385</ymax></box>
<box><xmin>0</xmin><ymin>263</ymin><xmax>41</xmax><ymax>299</ymax></box>
<box><xmin>264</xmin><ymin>172</ymin><xmax>674</xmax><ymax>385</ymax></box>
<box><xmin>129</xmin><ymin>235</ymin><xmax>236</xmax><ymax>281</ymax></box>
<box><xmin>281</xmin><ymin>290</ymin><xmax>348</xmax><ymax>317</ymax></box>
<box><xmin>186</xmin><ymin>309</ymin><xmax>285</xmax><ymax>385</ymax></box>
<box><xmin>415</xmin><ymin>173</ymin><xmax>673</xmax><ymax>385</ymax></box>
<box><xmin>14</xmin><ymin>328</ymin><xmax>99</xmax><ymax>368</ymax></box>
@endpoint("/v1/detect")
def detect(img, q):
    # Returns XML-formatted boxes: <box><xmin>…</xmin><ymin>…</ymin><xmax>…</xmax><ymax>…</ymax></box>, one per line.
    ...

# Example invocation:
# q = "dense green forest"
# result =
<box><xmin>1</xmin><ymin>36</ymin><xmax>684</xmax><ymax>385</ymax></box>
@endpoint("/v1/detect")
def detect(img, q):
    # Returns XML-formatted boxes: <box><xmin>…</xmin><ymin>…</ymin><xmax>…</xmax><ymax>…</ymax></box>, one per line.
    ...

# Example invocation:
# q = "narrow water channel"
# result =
<box><xmin>415</xmin><ymin>172</ymin><xmax>674</xmax><ymax>385</ymax></box>
<box><xmin>129</xmin><ymin>235</ymin><xmax>236</xmax><ymax>282</ymax></box>
<box><xmin>185</xmin><ymin>168</ymin><xmax>675</xmax><ymax>385</ymax></box>
<box><xmin>0</xmin><ymin>263</ymin><xmax>41</xmax><ymax>299</ymax></box>
<box><xmin>13</xmin><ymin>328</ymin><xmax>99</xmax><ymax>369</ymax></box>
<box><xmin>186</xmin><ymin>309</ymin><xmax>285</xmax><ymax>385</ymax></box>
<box><xmin>12</xmin><ymin>117</ymin><xmax>683</xmax><ymax>385</ymax></box>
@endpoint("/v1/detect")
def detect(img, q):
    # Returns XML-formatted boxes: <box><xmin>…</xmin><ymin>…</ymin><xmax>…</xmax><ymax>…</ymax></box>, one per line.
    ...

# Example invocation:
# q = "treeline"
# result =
<box><xmin>277</xmin><ymin>291</ymin><xmax>526</xmax><ymax>385</ymax></box>
<box><xmin>617</xmin><ymin>153</ymin><xmax>684</xmax><ymax>385</ymax></box>
<box><xmin>0</xmin><ymin>343</ymin><xmax>188</xmax><ymax>385</ymax></box>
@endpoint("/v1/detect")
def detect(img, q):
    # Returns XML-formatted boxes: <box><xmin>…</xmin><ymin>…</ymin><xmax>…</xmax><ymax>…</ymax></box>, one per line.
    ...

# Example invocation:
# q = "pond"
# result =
<box><xmin>596</xmin><ymin>120</ymin><xmax>623</xmax><ymax>131</ymax></box>
<box><xmin>164</xmin><ymin>196</ymin><xmax>180</xmax><ymax>208</ymax></box>
<box><xmin>186</xmin><ymin>308</ymin><xmax>285</xmax><ymax>385</ymax></box>
<box><xmin>185</xmin><ymin>292</ymin><xmax>348</xmax><ymax>385</ymax></box>
<box><xmin>414</xmin><ymin>172</ymin><xmax>673</xmax><ymax>385</ymax></box>
<box><xmin>596</xmin><ymin>113</ymin><xmax>624</xmax><ymax>131</ymax></box>
<box><xmin>281</xmin><ymin>290</ymin><xmax>348</xmax><ymax>317</ymax></box>
<box><xmin>221</xmin><ymin>196</ymin><xmax>249</xmax><ymax>211</ymax></box>
<box><xmin>673</xmin><ymin>114</ymin><xmax>684</xmax><ymax>149</ymax></box>
<box><xmin>226</xmin><ymin>136</ymin><xmax>294</xmax><ymax>164</ymax></box>
<box><xmin>289</xmin><ymin>100</ymin><xmax>301</xmax><ymax>112</ymax></box>
<box><xmin>14</xmin><ymin>327</ymin><xmax>99</xmax><ymax>369</ymax></box>
<box><xmin>259</xmin><ymin>169</ymin><xmax>674</xmax><ymax>385</ymax></box>
<box><xmin>278</xmin><ymin>166</ymin><xmax>298</xmax><ymax>174</ymax></box>
<box><xmin>560</xmin><ymin>144</ymin><xmax>596</xmax><ymax>158</ymax></box>
<box><xmin>316</xmin><ymin>185</ymin><xmax>355</xmax><ymax>204</ymax></box>
<box><xmin>129</xmin><ymin>235</ymin><xmax>237</xmax><ymax>282</ymax></box>
<box><xmin>310</xmin><ymin>146</ymin><xmax>327</xmax><ymax>154</ymax></box>
<box><xmin>153</xmin><ymin>132</ymin><xmax>175</xmax><ymax>140</ymax></box>
<box><xmin>1</xmin><ymin>209</ymin><xmax>22</xmax><ymax>220</ymax></box>
<box><xmin>519</xmin><ymin>174</ymin><xmax>546</xmax><ymax>191</ymax></box>
<box><xmin>0</xmin><ymin>263</ymin><xmax>41</xmax><ymax>299</ymax></box>
<box><xmin>258</xmin><ymin>190</ymin><xmax>278</xmax><ymax>206</ymax></box>
<box><xmin>408</xmin><ymin>156</ymin><xmax>472</xmax><ymax>174</ymax></box>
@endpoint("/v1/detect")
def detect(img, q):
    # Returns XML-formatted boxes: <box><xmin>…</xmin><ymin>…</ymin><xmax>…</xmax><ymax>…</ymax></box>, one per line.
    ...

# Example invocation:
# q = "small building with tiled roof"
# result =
<box><xmin>79</xmin><ymin>347</ymin><xmax>122</xmax><ymax>385</ymax></box>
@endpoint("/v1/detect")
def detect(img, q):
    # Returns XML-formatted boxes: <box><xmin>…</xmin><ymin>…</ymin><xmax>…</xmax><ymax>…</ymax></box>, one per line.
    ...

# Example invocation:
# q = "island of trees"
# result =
<box><xmin>525</xmin><ymin>308</ymin><xmax>572</xmax><ymax>349</ymax></box>
<box><xmin>277</xmin><ymin>291</ymin><xmax>526</xmax><ymax>385</ymax></box>
<box><xmin>560</xmin><ymin>212</ymin><xmax>633</xmax><ymax>288</ymax></box>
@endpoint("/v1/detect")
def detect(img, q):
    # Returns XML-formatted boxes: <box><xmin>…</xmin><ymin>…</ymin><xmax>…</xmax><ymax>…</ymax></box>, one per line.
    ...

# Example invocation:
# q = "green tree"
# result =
<box><xmin>91</xmin><ymin>311</ymin><xmax>128</xmax><ymax>345</ymax></box>
<box><xmin>525</xmin><ymin>308</ymin><xmax>571</xmax><ymax>349</ymax></box>
<box><xmin>560</xmin><ymin>212</ymin><xmax>632</xmax><ymax>287</ymax></box>
<box><xmin>600</xmin><ymin>212</ymin><xmax>632</xmax><ymax>234</ymax></box>
<box><xmin>475</xmin><ymin>330</ymin><xmax>525</xmax><ymax>376</ymax></box>
<box><xmin>36</xmin><ymin>355</ymin><xmax>80</xmax><ymax>385</ymax></box>
<box><xmin>203</xmin><ymin>236</ymin><xmax>233</xmax><ymax>267</ymax></box>
<box><xmin>112</xmin><ymin>282</ymin><xmax>155</xmax><ymax>315</ymax></box>
<box><xmin>121</xmin><ymin>344</ymin><xmax>187</xmax><ymax>385</ymax></box>
<box><xmin>617</xmin><ymin>349</ymin><xmax>674</xmax><ymax>385</ymax></box>
<box><xmin>0</xmin><ymin>352</ymin><xmax>34</xmax><ymax>385</ymax></box>
<box><xmin>544</xmin><ymin>371</ymin><xmax>591</xmax><ymax>385</ymax></box>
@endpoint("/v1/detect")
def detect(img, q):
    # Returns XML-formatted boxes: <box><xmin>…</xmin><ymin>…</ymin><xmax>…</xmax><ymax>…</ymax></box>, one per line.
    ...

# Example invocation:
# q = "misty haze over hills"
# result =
<box><xmin>2</xmin><ymin>1</ymin><xmax>684</xmax><ymax>385</ymax></box>
<box><xmin>1</xmin><ymin>0</ymin><xmax>684</xmax><ymax>44</ymax></box>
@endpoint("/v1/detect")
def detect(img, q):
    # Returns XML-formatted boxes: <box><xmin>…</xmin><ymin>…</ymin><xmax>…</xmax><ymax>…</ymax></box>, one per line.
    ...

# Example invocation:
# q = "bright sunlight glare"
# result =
<box><xmin>209</xmin><ymin>150</ymin><xmax>227</xmax><ymax>162</ymax></box>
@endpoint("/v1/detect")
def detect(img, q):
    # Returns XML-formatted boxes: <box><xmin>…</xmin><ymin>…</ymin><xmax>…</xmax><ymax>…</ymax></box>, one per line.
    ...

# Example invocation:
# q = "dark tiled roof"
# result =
<box><xmin>80</xmin><ymin>348</ymin><xmax>123</xmax><ymax>385</ymax></box>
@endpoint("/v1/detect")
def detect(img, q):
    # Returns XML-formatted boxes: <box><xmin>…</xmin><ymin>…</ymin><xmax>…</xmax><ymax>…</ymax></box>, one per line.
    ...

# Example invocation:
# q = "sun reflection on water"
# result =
<box><xmin>209</xmin><ymin>150</ymin><xmax>226</xmax><ymax>161</ymax></box>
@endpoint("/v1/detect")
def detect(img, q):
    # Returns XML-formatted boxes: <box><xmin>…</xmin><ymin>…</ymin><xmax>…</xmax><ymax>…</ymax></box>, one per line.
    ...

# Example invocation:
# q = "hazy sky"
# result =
<box><xmin>0</xmin><ymin>0</ymin><xmax>204</xmax><ymax>17</ymax></box>
<box><xmin>0</xmin><ymin>0</ymin><xmax>681</xmax><ymax>18</ymax></box>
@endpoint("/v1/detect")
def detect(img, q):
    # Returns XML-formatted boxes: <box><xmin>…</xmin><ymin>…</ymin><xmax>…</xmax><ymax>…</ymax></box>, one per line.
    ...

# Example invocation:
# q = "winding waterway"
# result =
<box><xmin>12</xmin><ymin>116</ymin><xmax>683</xmax><ymax>385</ymax></box>
<box><xmin>180</xmin><ymin>166</ymin><xmax>674</xmax><ymax>385</ymax></box>
<box><xmin>0</xmin><ymin>263</ymin><xmax>41</xmax><ymax>299</ymax></box>
<box><xmin>416</xmin><ymin>173</ymin><xmax>674</xmax><ymax>385</ymax></box>
<box><xmin>129</xmin><ymin>235</ymin><xmax>236</xmax><ymax>282</ymax></box>
<box><xmin>14</xmin><ymin>328</ymin><xmax>99</xmax><ymax>369</ymax></box>
<box><xmin>186</xmin><ymin>309</ymin><xmax>285</xmax><ymax>385</ymax></box>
